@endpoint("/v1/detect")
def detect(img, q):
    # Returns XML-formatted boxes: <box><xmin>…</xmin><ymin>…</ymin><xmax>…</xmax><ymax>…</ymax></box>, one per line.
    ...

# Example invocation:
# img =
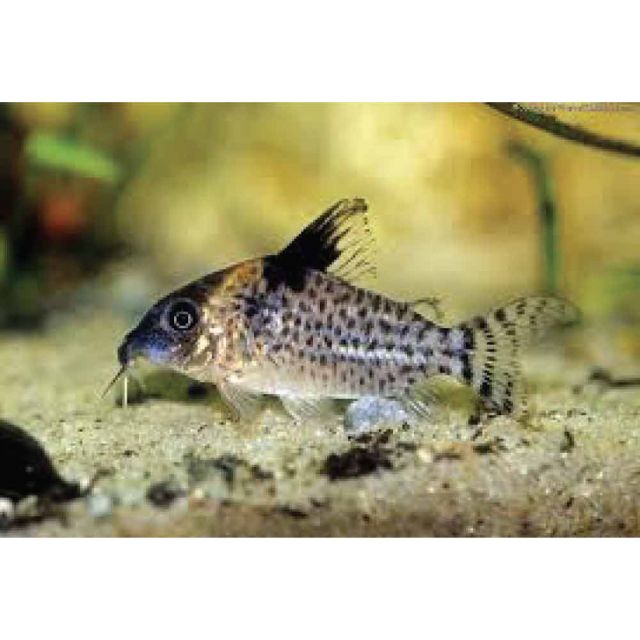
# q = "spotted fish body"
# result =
<box><xmin>116</xmin><ymin>199</ymin><xmax>576</xmax><ymax>421</ymax></box>
<box><xmin>234</xmin><ymin>270</ymin><xmax>474</xmax><ymax>402</ymax></box>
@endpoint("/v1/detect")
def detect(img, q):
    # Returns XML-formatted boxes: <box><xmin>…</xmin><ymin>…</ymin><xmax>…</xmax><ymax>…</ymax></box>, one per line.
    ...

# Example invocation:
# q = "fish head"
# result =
<box><xmin>117</xmin><ymin>285</ymin><xmax>222</xmax><ymax>376</ymax></box>
<box><xmin>115</xmin><ymin>260</ymin><xmax>263</xmax><ymax>382</ymax></box>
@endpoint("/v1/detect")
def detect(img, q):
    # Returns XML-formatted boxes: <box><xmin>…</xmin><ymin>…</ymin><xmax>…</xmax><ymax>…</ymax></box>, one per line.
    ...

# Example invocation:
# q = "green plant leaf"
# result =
<box><xmin>25</xmin><ymin>132</ymin><xmax>121</xmax><ymax>183</ymax></box>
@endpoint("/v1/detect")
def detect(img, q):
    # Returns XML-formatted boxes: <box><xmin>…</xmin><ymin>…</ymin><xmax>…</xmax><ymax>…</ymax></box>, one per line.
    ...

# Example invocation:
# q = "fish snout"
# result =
<box><xmin>117</xmin><ymin>333</ymin><xmax>144</xmax><ymax>367</ymax></box>
<box><xmin>117</xmin><ymin>340</ymin><xmax>130</xmax><ymax>367</ymax></box>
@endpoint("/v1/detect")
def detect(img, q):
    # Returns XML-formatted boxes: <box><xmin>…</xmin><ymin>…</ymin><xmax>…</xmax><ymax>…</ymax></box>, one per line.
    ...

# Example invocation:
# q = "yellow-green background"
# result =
<box><xmin>7</xmin><ymin>102</ymin><xmax>640</xmax><ymax>330</ymax></box>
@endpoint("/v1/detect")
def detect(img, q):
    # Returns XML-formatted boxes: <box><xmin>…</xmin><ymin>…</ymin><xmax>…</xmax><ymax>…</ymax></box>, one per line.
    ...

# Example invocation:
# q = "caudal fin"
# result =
<box><xmin>455</xmin><ymin>297</ymin><xmax>578</xmax><ymax>414</ymax></box>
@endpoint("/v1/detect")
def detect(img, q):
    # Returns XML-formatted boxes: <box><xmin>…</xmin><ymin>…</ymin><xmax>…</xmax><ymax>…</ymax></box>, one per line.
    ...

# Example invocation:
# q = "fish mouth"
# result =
<box><xmin>103</xmin><ymin>332</ymin><xmax>170</xmax><ymax>405</ymax></box>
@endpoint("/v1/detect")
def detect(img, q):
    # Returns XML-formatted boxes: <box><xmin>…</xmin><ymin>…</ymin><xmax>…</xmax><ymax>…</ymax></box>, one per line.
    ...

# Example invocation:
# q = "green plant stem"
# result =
<box><xmin>508</xmin><ymin>142</ymin><xmax>558</xmax><ymax>295</ymax></box>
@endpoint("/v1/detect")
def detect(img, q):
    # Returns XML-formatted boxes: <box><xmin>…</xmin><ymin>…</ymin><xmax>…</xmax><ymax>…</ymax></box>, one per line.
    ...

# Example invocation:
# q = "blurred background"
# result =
<box><xmin>1</xmin><ymin>103</ymin><xmax>639</xmax><ymax>364</ymax></box>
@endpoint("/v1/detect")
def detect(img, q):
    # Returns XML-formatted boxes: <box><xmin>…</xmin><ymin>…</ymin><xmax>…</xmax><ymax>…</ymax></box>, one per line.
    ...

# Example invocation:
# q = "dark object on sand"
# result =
<box><xmin>323</xmin><ymin>446</ymin><xmax>393</xmax><ymax>480</ymax></box>
<box><xmin>588</xmin><ymin>367</ymin><xmax>640</xmax><ymax>389</ymax></box>
<box><xmin>146</xmin><ymin>480</ymin><xmax>185</xmax><ymax>508</ymax></box>
<box><xmin>323</xmin><ymin>431</ymin><xmax>394</xmax><ymax>480</ymax></box>
<box><xmin>0</xmin><ymin>419</ymin><xmax>81</xmax><ymax>503</ymax></box>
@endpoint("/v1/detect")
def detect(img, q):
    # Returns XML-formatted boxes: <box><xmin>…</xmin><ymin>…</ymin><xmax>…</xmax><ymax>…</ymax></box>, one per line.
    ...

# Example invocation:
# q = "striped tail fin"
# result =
<box><xmin>455</xmin><ymin>297</ymin><xmax>578</xmax><ymax>414</ymax></box>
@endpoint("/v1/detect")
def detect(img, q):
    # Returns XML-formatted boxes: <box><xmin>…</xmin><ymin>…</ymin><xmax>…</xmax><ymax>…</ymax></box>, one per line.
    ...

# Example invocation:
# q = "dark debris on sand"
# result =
<box><xmin>322</xmin><ymin>430</ymin><xmax>395</xmax><ymax>480</ymax></box>
<box><xmin>146</xmin><ymin>480</ymin><xmax>186</xmax><ymax>508</ymax></box>
<box><xmin>185</xmin><ymin>453</ymin><xmax>274</xmax><ymax>488</ymax></box>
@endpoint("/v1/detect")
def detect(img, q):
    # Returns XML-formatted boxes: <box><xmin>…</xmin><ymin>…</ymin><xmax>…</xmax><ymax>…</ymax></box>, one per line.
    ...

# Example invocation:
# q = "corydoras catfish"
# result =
<box><xmin>110</xmin><ymin>198</ymin><xmax>577</xmax><ymax>421</ymax></box>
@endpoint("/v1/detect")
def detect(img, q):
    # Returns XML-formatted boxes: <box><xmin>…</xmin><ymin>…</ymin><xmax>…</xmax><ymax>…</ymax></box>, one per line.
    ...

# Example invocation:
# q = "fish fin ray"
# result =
<box><xmin>280</xmin><ymin>396</ymin><xmax>335</xmax><ymax>423</ymax></box>
<box><xmin>267</xmin><ymin>198</ymin><xmax>376</xmax><ymax>287</ymax></box>
<box><xmin>394</xmin><ymin>384</ymin><xmax>439</xmax><ymax>421</ymax></box>
<box><xmin>454</xmin><ymin>296</ymin><xmax>578</xmax><ymax>415</ymax></box>
<box><xmin>217</xmin><ymin>380</ymin><xmax>264</xmax><ymax>420</ymax></box>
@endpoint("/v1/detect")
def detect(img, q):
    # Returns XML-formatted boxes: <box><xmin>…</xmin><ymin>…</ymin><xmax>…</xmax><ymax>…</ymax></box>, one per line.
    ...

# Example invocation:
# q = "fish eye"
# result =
<box><xmin>167</xmin><ymin>299</ymin><xmax>200</xmax><ymax>332</ymax></box>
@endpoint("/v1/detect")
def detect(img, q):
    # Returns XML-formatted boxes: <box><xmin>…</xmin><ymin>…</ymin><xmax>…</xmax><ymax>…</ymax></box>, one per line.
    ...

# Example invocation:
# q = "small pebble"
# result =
<box><xmin>146</xmin><ymin>480</ymin><xmax>185</xmax><ymax>508</ymax></box>
<box><xmin>344</xmin><ymin>396</ymin><xmax>414</xmax><ymax>436</ymax></box>
<box><xmin>87</xmin><ymin>493</ymin><xmax>113</xmax><ymax>519</ymax></box>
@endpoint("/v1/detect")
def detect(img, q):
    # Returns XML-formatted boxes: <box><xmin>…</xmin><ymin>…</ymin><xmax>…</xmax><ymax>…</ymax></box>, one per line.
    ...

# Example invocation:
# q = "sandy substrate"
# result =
<box><xmin>1</xmin><ymin>311</ymin><xmax>639</xmax><ymax>536</ymax></box>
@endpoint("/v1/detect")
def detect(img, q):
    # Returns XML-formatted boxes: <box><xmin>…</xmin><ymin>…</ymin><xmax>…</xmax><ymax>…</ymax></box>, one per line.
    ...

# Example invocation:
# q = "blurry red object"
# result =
<box><xmin>39</xmin><ymin>191</ymin><xmax>87</xmax><ymax>242</ymax></box>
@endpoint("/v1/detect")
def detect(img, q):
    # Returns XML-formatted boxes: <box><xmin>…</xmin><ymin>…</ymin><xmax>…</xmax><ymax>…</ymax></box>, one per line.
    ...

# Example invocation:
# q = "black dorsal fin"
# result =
<box><xmin>265</xmin><ymin>198</ymin><xmax>375</xmax><ymax>290</ymax></box>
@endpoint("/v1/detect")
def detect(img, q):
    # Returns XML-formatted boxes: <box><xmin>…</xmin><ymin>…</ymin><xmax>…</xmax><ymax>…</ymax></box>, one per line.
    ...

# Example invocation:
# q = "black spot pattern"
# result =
<box><xmin>238</xmin><ymin>269</ymin><xmax>442</xmax><ymax>397</ymax></box>
<box><xmin>232</xmin><ymin>266</ymin><xmax>575</xmax><ymax>412</ymax></box>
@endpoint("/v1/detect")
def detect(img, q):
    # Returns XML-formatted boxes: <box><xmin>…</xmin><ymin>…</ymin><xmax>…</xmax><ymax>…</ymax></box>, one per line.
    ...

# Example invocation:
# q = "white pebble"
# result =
<box><xmin>344</xmin><ymin>396</ymin><xmax>414</xmax><ymax>436</ymax></box>
<box><xmin>87</xmin><ymin>493</ymin><xmax>113</xmax><ymax>519</ymax></box>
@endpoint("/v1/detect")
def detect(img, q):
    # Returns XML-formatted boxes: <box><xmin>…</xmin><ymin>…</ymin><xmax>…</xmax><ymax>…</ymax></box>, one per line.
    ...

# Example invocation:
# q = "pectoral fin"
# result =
<box><xmin>217</xmin><ymin>380</ymin><xmax>264</xmax><ymax>421</ymax></box>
